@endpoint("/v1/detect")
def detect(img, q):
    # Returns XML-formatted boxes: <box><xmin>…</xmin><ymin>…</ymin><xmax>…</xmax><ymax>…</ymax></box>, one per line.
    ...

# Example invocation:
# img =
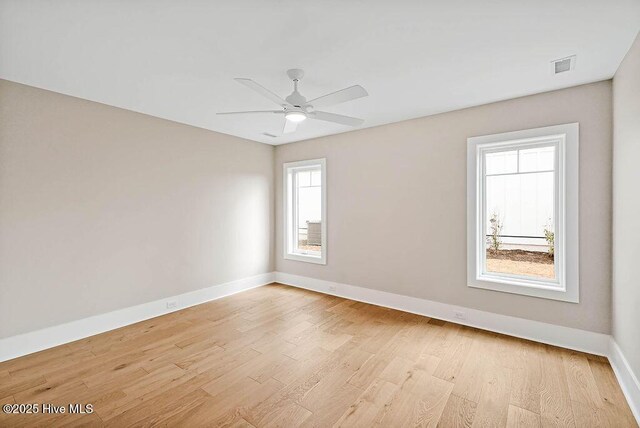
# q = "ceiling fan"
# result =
<box><xmin>218</xmin><ymin>69</ymin><xmax>368</xmax><ymax>135</ymax></box>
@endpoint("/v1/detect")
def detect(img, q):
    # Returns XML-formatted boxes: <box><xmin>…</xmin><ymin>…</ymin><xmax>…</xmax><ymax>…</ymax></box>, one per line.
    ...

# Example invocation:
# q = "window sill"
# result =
<box><xmin>284</xmin><ymin>252</ymin><xmax>326</xmax><ymax>265</ymax></box>
<box><xmin>468</xmin><ymin>275</ymin><xmax>578</xmax><ymax>303</ymax></box>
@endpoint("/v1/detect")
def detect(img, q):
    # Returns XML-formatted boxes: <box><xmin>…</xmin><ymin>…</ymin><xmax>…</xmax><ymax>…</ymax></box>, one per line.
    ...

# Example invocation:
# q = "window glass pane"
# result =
<box><xmin>519</xmin><ymin>145</ymin><xmax>555</xmax><ymax>172</ymax></box>
<box><xmin>294</xmin><ymin>167</ymin><xmax>322</xmax><ymax>255</ymax></box>
<box><xmin>484</xmin><ymin>151</ymin><xmax>555</xmax><ymax>280</ymax></box>
<box><xmin>485</xmin><ymin>150</ymin><xmax>517</xmax><ymax>175</ymax></box>
<box><xmin>311</xmin><ymin>170</ymin><xmax>321</xmax><ymax>186</ymax></box>
<box><xmin>297</xmin><ymin>170</ymin><xmax>311</xmax><ymax>187</ymax></box>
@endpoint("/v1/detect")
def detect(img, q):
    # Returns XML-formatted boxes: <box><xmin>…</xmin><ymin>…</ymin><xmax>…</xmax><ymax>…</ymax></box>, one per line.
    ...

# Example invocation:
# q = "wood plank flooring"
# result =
<box><xmin>0</xmin><ymin>283</ymin><xmax>636</xmax><ymax>427</ymax></box>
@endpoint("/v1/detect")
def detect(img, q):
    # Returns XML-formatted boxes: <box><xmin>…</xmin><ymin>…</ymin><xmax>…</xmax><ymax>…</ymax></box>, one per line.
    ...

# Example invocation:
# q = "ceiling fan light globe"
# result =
<box><xmin>285</xmin><ymin>111</ymin><xmax>307</xmax><ymax>122</ymax></box>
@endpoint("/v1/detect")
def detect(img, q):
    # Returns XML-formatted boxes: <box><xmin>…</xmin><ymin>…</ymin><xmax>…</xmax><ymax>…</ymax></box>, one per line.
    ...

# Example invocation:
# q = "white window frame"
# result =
<box><xmin>467</xmin><ymin>123</ymin><xmax>579</xmax><ymax>303</ymax></box>
<box><xmin>283</xmin><ymin>158</ymin><xmax>327</xmax><ymax>265</ymax></box>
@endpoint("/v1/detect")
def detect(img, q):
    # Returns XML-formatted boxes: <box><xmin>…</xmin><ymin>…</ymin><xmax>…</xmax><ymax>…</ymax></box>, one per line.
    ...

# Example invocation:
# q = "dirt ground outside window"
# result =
<box><xmin>486</xmin><ymin>249</ymin><xmax>555</xmax><ymax>279</ymax></box>
<box><xmin>298</xmin><ymin>243</ymin><xmax>321</xmax><ymax>252</ymax></box>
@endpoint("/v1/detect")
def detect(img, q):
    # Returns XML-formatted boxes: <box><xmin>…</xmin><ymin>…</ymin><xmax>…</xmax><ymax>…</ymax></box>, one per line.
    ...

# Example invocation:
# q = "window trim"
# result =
<box><xmin>467</xmin><ymin>123</ymin><xmax>579</xmax><ymax>303</ymax></box>
<box><xmin>283</xmin><ymin>158</ymin><xmax>327</xmax><ymax>265</ymax></box>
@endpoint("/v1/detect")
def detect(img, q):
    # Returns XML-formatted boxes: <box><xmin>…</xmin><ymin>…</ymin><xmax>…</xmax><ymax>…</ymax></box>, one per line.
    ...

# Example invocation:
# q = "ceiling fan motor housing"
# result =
<box><xmin>285</xmin><ymin>93</ymin><xmax>307</xmax><ymax>108</ymax></box>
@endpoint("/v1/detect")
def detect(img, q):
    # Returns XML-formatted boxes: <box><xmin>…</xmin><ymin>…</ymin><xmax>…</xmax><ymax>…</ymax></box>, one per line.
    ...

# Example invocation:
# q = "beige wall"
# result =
<box><xmin>613</xmin><ymin>33</ymin><xmax>640</xmax><ymax>381</ymax></box>
<box><xmin>0</xmin><ymin>77</ymin><xmax>616</xmax><ymax>339</ymax></box>
<box><xmin>275</xmin><ymin>81</ymin><xmax>612</xmax><ymax>333</ymax></box>
<box><xmin>0</xmin><ymin>80</ymin><xmax>274</xmax><ymax>338</ymax></box>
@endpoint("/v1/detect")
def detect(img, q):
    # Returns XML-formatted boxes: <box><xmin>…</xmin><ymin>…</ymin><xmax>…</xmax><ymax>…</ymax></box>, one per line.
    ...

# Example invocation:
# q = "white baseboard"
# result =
<box><xmin>0</xmin><ymin>272</ymin><xmax>275</xmax><ymax>363</ymax></box>
<box><xmin>609</xmin><ymin>338</ymin><xmax>640</xmax><ymax>423</ymax></box>
<box><xmin>274</xmin><ymin>272</ymin><xmax>610</xmax><ymax>356</ymax></box>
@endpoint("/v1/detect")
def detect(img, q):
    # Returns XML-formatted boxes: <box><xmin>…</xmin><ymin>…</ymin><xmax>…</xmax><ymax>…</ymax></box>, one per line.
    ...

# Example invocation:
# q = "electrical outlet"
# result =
<box><xmin>166</xmin><ymin>301</ymin><xmax>177</xmax><ymax>309</ymax></box>
<box><xmin>328</xmin><ymin>284</ymin><xmax>337</xmax><ymax>292</ymax></box>
<box><xmin>454</xmin><ymin>310</ymin><xmax>466</xmax><ymax>320</ymax></box>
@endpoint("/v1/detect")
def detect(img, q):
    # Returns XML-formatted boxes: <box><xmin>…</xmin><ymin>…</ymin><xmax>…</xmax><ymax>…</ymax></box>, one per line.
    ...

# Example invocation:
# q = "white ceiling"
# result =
<box><xmin>1</xmin><ymin>1</ymin><xmax>639</xmax><ymax>145</ymax></box>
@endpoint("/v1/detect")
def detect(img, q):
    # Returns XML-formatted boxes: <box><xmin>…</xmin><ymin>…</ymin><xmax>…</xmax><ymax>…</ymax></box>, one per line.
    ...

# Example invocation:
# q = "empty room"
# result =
<box><xmin>1</xmin><ymin>1</ymin><xmax>639</xmax><ymax>427</ymax></box>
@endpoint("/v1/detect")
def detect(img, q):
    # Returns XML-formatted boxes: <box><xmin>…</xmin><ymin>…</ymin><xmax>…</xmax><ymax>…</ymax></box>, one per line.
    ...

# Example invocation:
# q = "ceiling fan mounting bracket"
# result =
<box><xmin>286</xmin><ymin>68</ymin><xmax>305</xmax><ymax>81</ymax></box>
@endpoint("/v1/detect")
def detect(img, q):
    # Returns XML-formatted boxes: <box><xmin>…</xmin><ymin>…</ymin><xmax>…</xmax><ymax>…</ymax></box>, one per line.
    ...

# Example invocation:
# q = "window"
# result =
<box><xmin>467</xmin><ymin>123</ymin><xmax>579</xmax><ymax>302</ymax></box>
<box><xmin>283</xmin><ymin>158</ymin><xmax>327</xmax><ymax>264</ymax></box>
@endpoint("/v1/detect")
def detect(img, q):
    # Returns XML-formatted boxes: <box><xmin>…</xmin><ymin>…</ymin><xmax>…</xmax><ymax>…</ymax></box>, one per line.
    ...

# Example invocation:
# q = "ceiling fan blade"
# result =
<box><xmin>234</xmin><ymin>78</ymin><xmax>289</xmax><ymax>107</ymax></box>
<box><xmin>310</xmin><ymin>111</ymin><xmax>364</xmax><ymax>127</ymax></box>
<box><xmin>217</xmin><ymin>110</ymin><xmax>282</xmax><ymax>115</ymax></box>
<box><xmin>283</xmin><ymin>118</ymin><xmax>298</xmax><ymax>134</ymax></box>
<box><xmin>307</xmin><ymin>85</ymin><xmax>368</xmax><ymax>109</ymax></box>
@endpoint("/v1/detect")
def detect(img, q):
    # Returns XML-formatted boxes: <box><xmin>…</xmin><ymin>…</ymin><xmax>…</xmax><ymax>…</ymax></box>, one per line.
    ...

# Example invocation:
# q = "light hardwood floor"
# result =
<box><xmin>0</xmin><ymin>283</ymin><xmax>636</xmax><ymax>427</ymax></box>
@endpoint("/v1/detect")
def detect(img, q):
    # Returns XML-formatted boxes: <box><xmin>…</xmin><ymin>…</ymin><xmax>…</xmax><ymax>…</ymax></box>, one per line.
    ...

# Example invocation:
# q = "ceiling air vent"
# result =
<box><xmin>262</xmin><ymin>132</ymin><xmax>278</xmax><ymax>138</ymax></box>
<box><xmin>551</xmin><ymin>55</ymin><xmax>576</xmax><ymax>74</ymax></box>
